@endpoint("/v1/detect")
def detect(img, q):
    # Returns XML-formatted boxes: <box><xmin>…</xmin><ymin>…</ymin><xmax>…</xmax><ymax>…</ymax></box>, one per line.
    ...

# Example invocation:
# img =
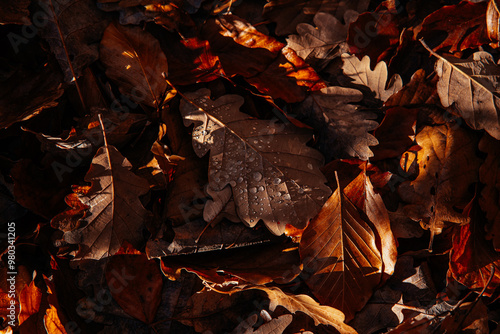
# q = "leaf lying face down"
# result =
<box><xmin>180</xmin><ymin>88</ymin><xmax>331</xmax><ymax>235</ymax></box>
<box><xmin>433</xmin><ymin>50</ymin><xmax>500</xmax><ymax>140</ymax></box>
<box><xmin>51</xmin><ymin>134</ymin><xmax>151</xmax><ymax>260</ymax></box>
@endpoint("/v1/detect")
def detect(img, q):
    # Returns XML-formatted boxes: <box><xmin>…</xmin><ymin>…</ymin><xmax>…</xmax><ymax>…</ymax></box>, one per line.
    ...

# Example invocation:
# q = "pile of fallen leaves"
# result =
<box><xmin>2</xmin><ymin>0</ymin><xmax>500</xmax><ymax>333</ymax></box>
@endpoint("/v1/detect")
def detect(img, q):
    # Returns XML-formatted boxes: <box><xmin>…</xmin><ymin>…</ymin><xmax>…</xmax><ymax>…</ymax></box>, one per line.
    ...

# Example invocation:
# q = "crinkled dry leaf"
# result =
<box><xmin>299</xmin><ymin>177</ymin><xmax>383</xmax><ymax>321</ymax></box>
<box><xmin>38</xmin><ymin>0</ymin><xmax>108</xmax><ymax>82</ymax></box>
<box><xmin>385</xmin><ymin>69</ymin><xmax>439</xmax><ymax>107</ymax></box>
<box><xmin>231</xmin><ymin>313</ymin><xmax>292</xmax><ymax>334</ymax></box>
<box><xmin>398</xmin><ymin>124</ymin><xmax>481</xmax><ymax>248</ymax></box>
<box><xmin>180</xmin><ymin>88</ymin><xmax>331</xmax><ymax>235</ymax></box>
<box><xmin>287</xmin><ymin>12</ymin><xmax>355</xmax><ymax>71</ymax></box>
<box><xmin>51</xmin><ymin>144</ymin><xmax>151</xmax><ymax>260</ymax></box>
<box><xmin>99</xmin><ymin>22</ymin><xmax>169</xmax><ymax>108</ymax></box>
<box><xmin>433</xmin><ymin>50</ymin><xmax>500</xmax><ymax>139</ymax></box>
<box><xmin>341</xmin><ymin>54</ymin><xmax>402</xmax><ymax>102</ymax></box>
<box><xmin>297</xmin><ymin>86</ymin><xmax>379</xmax><ymax>160</ymax></box>
<box><xmin>418</xmin><ymin>1</ymin><xmax>490</xmax><ymax>52</ymax></box>
<box><xmin>479</xmin><ymin>134</ymin><xmax>500</xmax><ymax>251</ymax></box>
<box><xmin>263</xmin><ymin>0</ymin><xmax>369</xmax><ymax>36</ymax></box>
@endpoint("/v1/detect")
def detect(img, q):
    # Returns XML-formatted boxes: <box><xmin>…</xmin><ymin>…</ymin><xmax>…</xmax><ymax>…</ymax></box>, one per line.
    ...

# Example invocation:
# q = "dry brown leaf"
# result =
<box><xmin>299</xmin><ymin>176</ymin><xmax>383</xmax><ymax>321</ymax></box>
<box><xmin>398</xmin><ymin>124</ymin><xmax>481</xmax><ymax>248</ymax></box>
<box><xmin>104</xmin><ymin>254</ymin><xmax>163</xmax><ymax>324</ymax></box>
<box><xmin>344</xmin><ymin>170</ymin><xmax>397</xmax><ymax>277</ymax></box>
<box><xmin>0</xmin><ymin>0</ymin><xmax>30</xmax><ymax>24</ymax></box>
<box><xmin>180</xmin><ymin>88</ymin><xmax>331</xmax><ymax>235</ymax></box>
<box><xmin>231</xmin><ymin>314</ymin><xmax>292</xmax><ymax>334</ymax></box>
<box><xmin>37</xmin><ymin>0</ymin><xmax>108</xmax><ymax>82</ymax></box>
<box><xmin>297</xmin><ymin>86</ymin><xmax>379</xmax><ymax>160</ymax></box>
<box><xmin>433</xmin><ymin>50</ymin><xmax>500</xmax><ymax>139</ymax></box>
<box><xmin>99</xmin><ymin>22</ymin><xmax>169</xmax><ymax>108</ymax></box>
<box><xmin>341</xmin><ymin>54</ymin><xmax>402</xmax><ymax>102</ymax></box>
<box><xmin>0</xmin><ymin>60</ymin><xmax>64</xmax><ymax>129</ymax></box>
<box><xmin>287</xmin><ymin>12</ymin><xmax>356</xmax><ymax>71</ymax></box>
<box><xmin>51</xmin><ymin>142</ymin><xmax>151</xmax><ymax>260</ymax></box>
<box><xmin>479</xmin><ymin>134</ymin><xmax>500</xmax><ymax>251</ymax></box>
<box><xmin>263</xmin><ymin>0</ymin><xmax>369</xmax><ymax>36</ymax></box>
<box><xmin>385</xmin><ymin>69</ymin><xmax>439</xmax><ymax>107</ymax></box>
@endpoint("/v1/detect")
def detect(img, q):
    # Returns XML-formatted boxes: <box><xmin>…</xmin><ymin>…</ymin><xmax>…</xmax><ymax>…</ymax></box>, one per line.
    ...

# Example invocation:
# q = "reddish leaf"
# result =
<box><xmin>418</xmin><ymin>1</ymin><xmax>490</xmax><ymax>52</ymax></box>
<box><xmin>104</xmin><ymin>254</ymin><xmax>163</xmax><ymax>324</ymax></box>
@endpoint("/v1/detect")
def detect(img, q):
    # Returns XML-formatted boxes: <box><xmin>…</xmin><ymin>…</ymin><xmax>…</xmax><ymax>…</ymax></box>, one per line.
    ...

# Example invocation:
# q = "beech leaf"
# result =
<box><xmin>432</xmin><ymin>50</ymin><xmax>500</xmax><ymax>139</ymax></box>
<box><xmin>180</xmin><ymin>88</ymin><xmax>331</xmax><ymax>235</ymax></box>
<box><xmin>99</xmin><ymin>22</ymin><xmax>169</xmax><ymax>108</ymax></box>
<box><xmin>299</xmin><ymin>175</ymin><xmax>383</xmax><ymax>321</ymax></box>
<box><xmin>51</xmin><ymin>141</ymin><xmax>151</xmax><ymax>260</ymax></box>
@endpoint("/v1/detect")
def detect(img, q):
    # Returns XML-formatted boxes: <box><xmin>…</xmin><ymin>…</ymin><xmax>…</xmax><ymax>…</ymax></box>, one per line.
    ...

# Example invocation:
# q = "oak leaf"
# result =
<box><xmin>180</xmin><ymin>88</ymin><xmax>331</xmax><ymax>235</ymax></box>
<box><xmin>51</xmin><ymin>141</ymin><xmax>151</xmax><ymax>260</ymax></box>
<box><xmin>297</xmin><ymin>86</ymin><xmax>379</xmax><ymax>160</ymax></box>
<box><xmin>398</xmin><ymin>124</ymin><xmax>481</xmax><ymax>248</ymax></box>
<box><xmin>99</xmin><ymin>22</ymin><xmax>169</xmax><ymax>108</ymax></box>
<box><xmin>433</xmin><ymin>50</ymin><xmax>500</xmax><ymax>139</ymax></box>
<box><xmin>230</xmin><ymin>314</ymin><xmax>292</xmax><ymax>334</ymax></box>
<box><xmin>287</xmin><ymin>12</ymin><xmax>356</xmax><ymax>71</ymax></box>
<box><xmin>341</xmin><ymin>54</ymin><xmax>402</xmax><ymax>102</ymax></box>
<box><xmin>299</xmin><ymin>175</ymin><xmax>383</xmax><ymax>321</ymax></box>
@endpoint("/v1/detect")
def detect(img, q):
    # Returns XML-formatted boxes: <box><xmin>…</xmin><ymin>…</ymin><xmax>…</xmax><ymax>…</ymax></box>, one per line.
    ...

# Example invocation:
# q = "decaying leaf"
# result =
<box><xmin>342</xmin><ymin>54</ymin><xmax>402</xmax><ymax>102</ymax></box>
<box><xmin>299</xmin><ymin>175</ymin><xmax>383</xmax><ymax>321</ymax></box>
<box><xmin>297</xmin><ymin>86</ymin><xmax>379</xmax><ymax>160</ymax></box>
<box><xmin>180</xmin><ymin>88</ymin><xmax>331</xmax><ymax>235</ymax></box>
<box><xmin>230</xmin><ymin>313</ymin><xmax>292</xmax><ymax>334</ymax></box>
<box><xmin>99</xmin><ymin>22</ymin><xmax>169</xmax><ymax>108</ymax></box>
<box><xmin>433</xmin><ymin>50</ymin><xmax>500</xmax><ymax>139</ymax></box>
<box><xmin>51</xmin><ymin>140</ymin><xmax>151</xmax><ymax>260</ymax></box>
<box><xmin>398</xmin><ymin>124</ymin><xmax>481</xmax><ymax>248</ymax></box>
<box><xmin>479</xmin><ymin>134</ymin><xmax>500</xmax><ymax>251</ymax></box>
<box><xmin>37</xmin><ymin>0</ymin><xmax>108</xmax><ymax>82</ymax></box>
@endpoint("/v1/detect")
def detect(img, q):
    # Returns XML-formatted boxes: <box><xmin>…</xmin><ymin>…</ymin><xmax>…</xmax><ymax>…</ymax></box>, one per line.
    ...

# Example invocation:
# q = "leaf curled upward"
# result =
<box><xmin>51</xmin><ymin>115</ymin><xmax>151</xmax><ymax>260</ymax></box>
<box><xmin>180</xmin><ymin>88</ymin><xmax>331</xmax><ymax>235</ymax></box>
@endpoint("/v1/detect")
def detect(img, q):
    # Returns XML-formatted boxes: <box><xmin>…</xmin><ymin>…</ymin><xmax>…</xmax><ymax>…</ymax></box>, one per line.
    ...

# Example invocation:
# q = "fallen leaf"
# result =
<box><xmin>384</xmin><ymin>69</ymin><xmax>439</xmax><ymax>107</ymax></box>
<box><xmin>99</xmin><ymin>22</ymin><xmax>169</xmax><ymax>108</ymax></box>
<box><xmin>449</xmin><ymin>201</ymin><xmax>500</xmax><ymax>297</ymax></box>
<box><xmin>202</xmin><ymin>15</ymin><xmax>326</xmax><ymax>103</ymax></box>
<box><xmin>299</xmin><ymin>175</ymin><xmax>383</xmax><ymax>321</ymax></box>
<box><xmin>344</xmin><ymin>169</ymin><xmax>398</xmax><ymax>277</ymax></box>
<box><xmin>104</xmin><ymin>254</ymin><xmax>163</xmax><ymax>324</ymax></box>
<box><xmin>287</xmin><ymin>12</ymin><xmax>355</xmax><ymax>71</ymax></box>
<box><xmin>297</xmin><ymin>86</ymin><xmax>379</xmax><ymax>160</ymax></box>
<box><xmin>263</xmin><ymin>0</ymin><xmax>369</xmax><ymax>36</ymax></box>
<box><xmin>341</xmin><ymin>54</ymin><xmax>402</xmax><ymax>102</ymax></box>
<box><xmin>371</xmin><ymin>107</ymin><xmax>418</xmax><ymax>161</ymax></box>
<box><xmin>418</xmin><ymin>1</ymin><xmax>490</xmax><ymax>52</ymax></box>
<box><xmin>51</xmin><ymin>139</ymin><xmax>151</xmax><ymax>260</ymax></box>
<box><xmin>18</xmin><ymin>279</ymin><xmax>43</xmax><ymax>330</ymax></box>
<box><xmin>479</xmin><ymin>134</ymin><xmax>500</xmax><ymax>251</ymax></box>
<box><xmin>432</xmin><ymin>50</ymin><xmax>500</xmax><ymax>139</ymax></box>
<box><xmin>0</xmin><ymin>60</ymin><xmax>64</xmax><ymax>129</ymax></box>
<box><xmin>0</xmin><ymin>0</ymin><xmax>30</xmax><ymax>25</ymax></box>
<box><xmin>398</xmin><ymin>124</ymin><xmax>481</xmax><ymax>247</ymax></box>
<box><xmin>43</xmin><ymin>305</ymin><xmax>67</xmax><ymax>334</ymax></box>
<box><xmin>180</xmin><ymin>88</ymin><xmax>331</xmax><ymax>235</ymax></box>
<box><xmin>231</xmin><ymin>313</ymin><xmax>292</xmax><ymax>334</ymax></box>
<box><xmin>37</xmin><ymin>0</ymin><xmax>108</xmax><ymax>82</ymax></box>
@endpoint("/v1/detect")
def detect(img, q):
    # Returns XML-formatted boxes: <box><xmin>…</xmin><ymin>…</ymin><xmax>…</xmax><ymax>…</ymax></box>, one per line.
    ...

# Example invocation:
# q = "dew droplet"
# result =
<box><xmin>253</xmin><ymin>172</ymin><xmax>262</xmax><ymax>181</ymax></box>
<box><xmin>237</xmin><ymin>177</ymin><xmax>243</xmax><ymax>183</ymax></box>
<box><xmin>250</xmin><ymin>187</ymin><xmax>257</xmax><ymax>194</ymax></box>
<box><xmin>283</xmin><ymin>194</ymin><xmax>291</xmax><ymax>200</ymax></box>
<box><xmin>298</xmin><ymin>188</ymin><xmax>305</xmax><ymax>194</ymax></box>
<box><xmin>258</xmin><ymin>186</ymin><xmax>265</xmax><ymax>192</ymax></box>
<box><xmin>307</xmin><ymin>163</ymin><xmax>313</xmax><ymax>170</ymax></box>
<box><xmin>273</xmin><ymin>177</ymin><xmax>281</xmax><ymax>185</ymax></box>
<box><xmin>248</xmin><ymin>156</ymin><xmax>255</xmax><ymax>162</ymax></box>
<box><xmin>201</xmin><ymin>130</ymin><xmax>209</xmax><ymax>135</ymax></box>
